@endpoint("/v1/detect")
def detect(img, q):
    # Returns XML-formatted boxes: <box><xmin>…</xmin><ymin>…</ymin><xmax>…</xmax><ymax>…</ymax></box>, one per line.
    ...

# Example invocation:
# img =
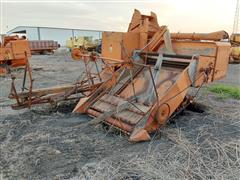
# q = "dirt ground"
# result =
<box><xmin>0</xmin><ymin>53</ymin><xmax>239</xmax><ymax>180</ymax></box>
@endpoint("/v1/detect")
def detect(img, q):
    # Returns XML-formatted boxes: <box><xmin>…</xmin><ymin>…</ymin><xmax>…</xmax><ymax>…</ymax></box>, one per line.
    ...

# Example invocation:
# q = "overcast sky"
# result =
<box><xmin>0</xmin><ymin>0</ymin><xmax>236</xmax><ymax>34</ymax></box>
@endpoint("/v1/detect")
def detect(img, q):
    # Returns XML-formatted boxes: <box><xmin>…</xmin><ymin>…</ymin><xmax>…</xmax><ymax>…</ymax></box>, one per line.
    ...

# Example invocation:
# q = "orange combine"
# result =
<box><xmin>10</xmin><ymin>10</ymin><xmax>231</xmax><ymax>142</ymax></box>
<box><xmin>72</xmin><ymin>9</ymin><xmax>230</xmax><ymax>142</ymax></box>
<box><xmin>0</xmin><ymin>35</ymin><xmax>31</xmax><ymax>74</ymax></box>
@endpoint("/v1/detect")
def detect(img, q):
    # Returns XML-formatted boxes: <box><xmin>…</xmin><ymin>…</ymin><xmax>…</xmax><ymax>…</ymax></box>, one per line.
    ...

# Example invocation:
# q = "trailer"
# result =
<box><xmin>29</xmin><ymin>40</ymin><xmax>59</xmax><ymax>54</ymax></box>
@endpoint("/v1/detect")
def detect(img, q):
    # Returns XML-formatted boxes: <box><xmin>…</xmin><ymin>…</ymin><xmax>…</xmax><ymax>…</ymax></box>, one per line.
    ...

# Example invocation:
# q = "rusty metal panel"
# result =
<box><xmin>0</xmin><ymin>47</ymin><xmax>7</xmax><ymax>61</ymax></box>
<box><xmin>119</xmin><ymin>67</ymin><xmax>181</xmax><ymax>105</ymax></box>
<box><xmin>170</xmin><ymin>41</ymin><xmax>217</xmax><ymax>57</ymax></box>
<box><xmin>213</xmin><ymin>42</ymin><xmax>231</xmax><ymax>81</ymax></box>
<box><xmin>102</xmin><ymin>32</ymin><xmax>140</xmax><ymax>61</ymax></box>
<box><xmin>102</xmin><ymin>32</ymin><xmax>122</xmax><ymax>60</ymax></box>
<box><xmin>11</xmin><ymin>40</ymin><xmax>31</xmax><ymax>59</ymax></box>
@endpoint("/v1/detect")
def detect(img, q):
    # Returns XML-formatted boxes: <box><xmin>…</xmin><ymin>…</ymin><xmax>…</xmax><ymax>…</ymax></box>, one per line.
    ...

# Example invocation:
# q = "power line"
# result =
<box><xmin>233</xmin><ymin>0</ymin><xmax>240</xmax><ymax>34</ymax></box>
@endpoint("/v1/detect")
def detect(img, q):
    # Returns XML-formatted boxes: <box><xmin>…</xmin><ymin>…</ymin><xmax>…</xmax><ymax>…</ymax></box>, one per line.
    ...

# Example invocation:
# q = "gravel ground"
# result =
<box><xmin>0</xmin><ymin>54</ymin><xmax>239</xmax><ymax>179</ymax></box>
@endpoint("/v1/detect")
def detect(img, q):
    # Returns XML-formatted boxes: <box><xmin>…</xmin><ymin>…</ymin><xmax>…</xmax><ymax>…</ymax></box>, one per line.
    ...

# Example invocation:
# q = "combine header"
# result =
<box><xmin>10</xmin><ymin>9</ymin><xmax>230</xmax><ymax>142</ymax></box>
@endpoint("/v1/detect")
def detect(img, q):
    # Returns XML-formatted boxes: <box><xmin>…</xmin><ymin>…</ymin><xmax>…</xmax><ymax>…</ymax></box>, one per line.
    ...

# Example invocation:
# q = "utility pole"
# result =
<box><xmin>233</xmin><ymin>0</ymin><xmax>240</xmax><ymax>34</ymax></box>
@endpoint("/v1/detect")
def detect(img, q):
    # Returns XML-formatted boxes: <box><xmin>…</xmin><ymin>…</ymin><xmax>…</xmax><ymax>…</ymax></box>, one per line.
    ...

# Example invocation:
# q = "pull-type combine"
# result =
<box><xmin>0</xmin><ymin>35</ymin><xmax>31</xmax><ymax>75</ymax></box>
<box><xmin>10</xmin><ymin>10</ymin><xmax>230</xmax><ymax>142</ymax></box>
<box><xmin>72</xmin><ymin>9</ymin><xmax>230</xmax><ymax>142</ymax></box>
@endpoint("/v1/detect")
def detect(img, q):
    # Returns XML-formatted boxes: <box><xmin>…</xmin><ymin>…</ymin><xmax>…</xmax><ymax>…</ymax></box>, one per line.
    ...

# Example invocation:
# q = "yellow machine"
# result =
<box><xmin>230</xmin><ymin>34</ymin><xmax>240</xmax><ymax>63</ymax></box>
<box><xmin>66</xmin><ymin>36</ymin><xmax>100</xmax><ymax>51</ymax></box>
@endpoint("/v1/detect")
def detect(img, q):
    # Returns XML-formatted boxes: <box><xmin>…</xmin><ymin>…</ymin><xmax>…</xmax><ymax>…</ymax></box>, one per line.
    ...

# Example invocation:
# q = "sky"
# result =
<box><xmin>0</xmin><ymin>0</ymin><xmax>237</xmax><ymax>34</ymax></box>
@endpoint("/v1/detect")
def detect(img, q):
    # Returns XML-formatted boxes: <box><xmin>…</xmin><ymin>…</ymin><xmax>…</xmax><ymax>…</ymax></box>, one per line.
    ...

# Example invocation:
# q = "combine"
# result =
<box><xmin>9</xmin><ymin>10</ymin><xmax>230</xmax><ymax>142</ymax></box>
<box><xmin>0</xmin><ymin>35</ymin><xmax>31</xmax><ymax>75</ymax></box>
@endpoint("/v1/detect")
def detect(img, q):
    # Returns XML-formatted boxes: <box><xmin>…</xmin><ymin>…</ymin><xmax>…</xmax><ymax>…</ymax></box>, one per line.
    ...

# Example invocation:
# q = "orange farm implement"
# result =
<box><xmin>9</xmin><ymin>10</ymin><xmax>231</xmax><ymax>142</ymax></box>
<box><xmin>0</xmin><ymin>35</ymin><xmax>31</xmax><ymax>75</ymax></box>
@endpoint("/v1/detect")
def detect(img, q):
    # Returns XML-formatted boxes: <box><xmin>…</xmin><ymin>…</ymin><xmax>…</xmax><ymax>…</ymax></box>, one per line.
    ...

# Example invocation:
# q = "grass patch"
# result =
<box><xmin>208</xmin><ymin>84</ymin><xmax>240</xmax><ymax>100</ymax></box>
